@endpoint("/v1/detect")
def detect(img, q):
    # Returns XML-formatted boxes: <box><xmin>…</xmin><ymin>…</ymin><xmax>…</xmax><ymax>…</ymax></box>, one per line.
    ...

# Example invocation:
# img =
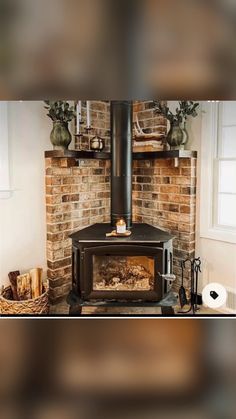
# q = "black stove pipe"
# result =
<box><xmin>111</xmin><ymin>101</ymin><xmax>133</xmax><ymax>228</ymax></box>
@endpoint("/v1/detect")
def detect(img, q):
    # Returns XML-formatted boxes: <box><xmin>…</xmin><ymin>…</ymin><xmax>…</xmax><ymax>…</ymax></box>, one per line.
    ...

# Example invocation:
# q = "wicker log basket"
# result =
<box><xmin>0</xmin><ymin>282</ymin><xmax>49</xmax><ymax>315</ymax></box>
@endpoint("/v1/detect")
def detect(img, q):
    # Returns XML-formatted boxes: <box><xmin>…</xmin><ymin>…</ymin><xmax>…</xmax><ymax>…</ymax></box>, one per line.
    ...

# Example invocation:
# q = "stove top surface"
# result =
<box><xmin>70</xmin><ymin>223</ymin><xmax>173</xmax><ymax>243</ymax></box>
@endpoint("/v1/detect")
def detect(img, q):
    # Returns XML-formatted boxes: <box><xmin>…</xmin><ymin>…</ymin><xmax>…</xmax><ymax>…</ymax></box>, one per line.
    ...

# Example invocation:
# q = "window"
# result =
<box><xmin>200</xmin><ymin>102</ymin><xmax>236</xmax><ymax>243</ymax></box>
<box><xmin>214</xmin><ymin>102</ymin><xmax>236</xmax><ymax>230</ymax></box>
<box><xmin>0</xmin><ymin>102</ymin><xmax>10</xmax><ymax>198</ymax></box>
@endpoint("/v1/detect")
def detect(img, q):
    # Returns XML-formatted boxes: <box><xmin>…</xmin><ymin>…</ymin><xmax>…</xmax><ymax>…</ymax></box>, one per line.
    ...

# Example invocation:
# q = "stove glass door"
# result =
<box><xmin>93</xmin><ymin>255</ymin><xmax>155</xmax><ymax>291</ymax></box>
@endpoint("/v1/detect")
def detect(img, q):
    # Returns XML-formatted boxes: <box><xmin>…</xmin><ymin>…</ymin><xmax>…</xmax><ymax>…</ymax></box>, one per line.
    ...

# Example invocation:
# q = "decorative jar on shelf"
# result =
<box><xmin>166</xmin><ymin>122</ymin><xmax>184</xmax><ymax>150</ymax></box>
<box><xmin>50</xmin><ymin>121</ymin><xmax>72</xmax><ymax>150</ymax></box>
<box><xmin>90</xmin><ymin>135</ymin><xmax>104</xmax><ymax>151</ymax></box>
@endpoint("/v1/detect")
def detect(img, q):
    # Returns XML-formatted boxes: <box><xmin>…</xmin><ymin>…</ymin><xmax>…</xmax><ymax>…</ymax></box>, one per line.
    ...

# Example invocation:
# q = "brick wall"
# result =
<box><xmin>75</xmin><ymin>101</ymin><xmax>110</xmax><ymax>151</ymax></box>
<box><xmin>133</xmin><ymin>157</ymin><xmax>197</xmax><ymax>292</ymax></box>
<box><xmin>133</xmin><ymin>100</ymin><xmax>167</xmax><ymax>135</ymax></box>
<box><xmin>45</xmin><ymin>155</ymin><xmax>196</xmax><ymax>302</ymax></box>
<box><xmin>45</xmin><ymin>157</ymin><xmax>110</xmax><ymax>302</ymax></box>
<box><xmin>74</xmin><ymin>100</ymin><xmax>167</xmax><ymax>152</ymax></box>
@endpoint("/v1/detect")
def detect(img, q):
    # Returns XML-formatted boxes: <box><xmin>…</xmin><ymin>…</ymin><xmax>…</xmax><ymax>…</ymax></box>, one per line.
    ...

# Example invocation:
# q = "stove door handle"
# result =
<box><xmin>158</xmin><ymin>273</ymin><xmax>176</xmax><ymax>282</ymax></box>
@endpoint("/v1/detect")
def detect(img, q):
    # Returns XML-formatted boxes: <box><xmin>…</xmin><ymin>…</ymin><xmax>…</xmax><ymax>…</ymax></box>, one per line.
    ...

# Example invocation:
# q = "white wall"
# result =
<box><xmin>0</xmin><ymin>102</ymin><xmax>52</xmax><ymax>286</ymax></box>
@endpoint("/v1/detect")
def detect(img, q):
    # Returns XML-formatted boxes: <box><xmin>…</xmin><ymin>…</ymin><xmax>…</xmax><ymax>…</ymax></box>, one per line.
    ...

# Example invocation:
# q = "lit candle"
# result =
<box><xmin>116</xmin><ymin>218</ymin><xmax>126</xmax><ymax>234</ymax></box>
<box><xmin>86</xmin><ymin>100</ymin><xmax>90</xmax><ymax>128</ymax></box>
<box><xmin>76</xmin><ymin>100</ymin><xmax>81</xmax><ymax>135</ymax></box>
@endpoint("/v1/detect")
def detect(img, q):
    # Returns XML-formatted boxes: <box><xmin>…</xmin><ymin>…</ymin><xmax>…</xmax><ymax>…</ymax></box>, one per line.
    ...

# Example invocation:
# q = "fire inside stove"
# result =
<box><xmin>93</xmin><ymin>255</ymin><xmax>155</xmax><ymax>291</ymax></box>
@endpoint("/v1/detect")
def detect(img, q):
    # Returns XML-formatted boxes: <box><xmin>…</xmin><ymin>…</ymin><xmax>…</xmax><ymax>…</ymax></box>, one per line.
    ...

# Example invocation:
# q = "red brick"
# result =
<box><xmin>62</xmin><ymin>194</ymin><xmax>80</xmax><ymax>202</ymax></box>
<box><xmin>47</xmin><ymin>257</ymin><xmax>71</xmax><ymax>270</ymax></box>
<box><xmin>47</xmin><ymin>232</ymin><xmax>64</xmax><ymax>242</ymax></box>
<box><xmin>180</xmin><ymin>205</ymin><xmax>191</xmax><ymax>214</ymax></box>
<box><xmin>60</xmin><ymin>158</ymin><xmax>77</xmax><ymax>168</ymax></box>
<box><xmin>160</xmin><ymin>203</ymin><xmax>179</xmax><ymax>212</ymax></box>
<box><xmin>46</xmin><ymin>195</ymin><xmax>61</xmax><ymax>205</ymax></box>
<box><xmin>161</xmin><ymin>167</ymin><xmax>180</xmax><ymax>176</ymax></box>
<box><xmin>160</xmin><ymin>185</ymin><xmax>180</xmax><ymax>194</ymax></box>
<box><xmin>179</xmin><ymin>158</ymin><xmax>196</xmax><ymax>167</ymax></box>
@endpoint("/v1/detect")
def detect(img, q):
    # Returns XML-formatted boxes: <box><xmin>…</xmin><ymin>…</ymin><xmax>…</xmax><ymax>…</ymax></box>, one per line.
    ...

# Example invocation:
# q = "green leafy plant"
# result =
<box><xmin>44</xmin><ymin>101</ymin><xmax>76</xmax><ymax>123</ymax></box>
<box><xmin>153</xmin><ymin>101</ymin><xmax>199</xmax><ymax>125</ymax></box>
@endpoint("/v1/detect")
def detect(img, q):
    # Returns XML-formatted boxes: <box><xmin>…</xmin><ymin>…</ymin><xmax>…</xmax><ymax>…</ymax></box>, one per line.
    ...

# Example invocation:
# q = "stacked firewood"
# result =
<box><xmin>8</xmin><ymin>268</ymin><xmax>43</xmax><ymax>301</ymax></box>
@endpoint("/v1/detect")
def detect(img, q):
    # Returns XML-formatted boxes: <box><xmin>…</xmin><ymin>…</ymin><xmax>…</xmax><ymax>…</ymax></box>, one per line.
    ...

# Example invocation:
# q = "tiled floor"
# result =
<box><xmin>50</xmin><ymin>299</ymin><xmax>219</xmax><ymax>316</ymax></box>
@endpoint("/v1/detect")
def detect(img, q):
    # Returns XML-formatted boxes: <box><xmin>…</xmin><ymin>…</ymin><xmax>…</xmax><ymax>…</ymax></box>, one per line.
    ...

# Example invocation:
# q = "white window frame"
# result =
<box><xmin>200</xmin><ymin>101</ymin><xmax>236</xmax><ymax>244</ymax></box>
<box><xmin>0</xmin><ymin>101</ymin><xmax>11</xmax><ymax>199</ymax></box>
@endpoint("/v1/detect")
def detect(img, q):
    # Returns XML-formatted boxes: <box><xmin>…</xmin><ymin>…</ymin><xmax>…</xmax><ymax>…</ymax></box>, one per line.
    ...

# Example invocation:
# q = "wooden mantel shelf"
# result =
<box><xmin>45</xmin><ymin>150</ymin><xmax>110</xmax><ymax>160</ymax></box>
<box><xmin>45</xmin><ymin>149</ymin><xmax>197</xmax><ymax>160</ymax></box>
<box><xmin>133</xmin><ymin>149</ymin><xmax>197</xmax><ymax>159</ymax></box>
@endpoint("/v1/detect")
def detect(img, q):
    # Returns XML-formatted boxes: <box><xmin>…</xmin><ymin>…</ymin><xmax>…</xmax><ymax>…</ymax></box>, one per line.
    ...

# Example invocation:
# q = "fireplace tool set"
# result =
<box><xmin>178</xmin><ymin>257</ymin><xmax>202</xmax><ymax>314</ymax></box>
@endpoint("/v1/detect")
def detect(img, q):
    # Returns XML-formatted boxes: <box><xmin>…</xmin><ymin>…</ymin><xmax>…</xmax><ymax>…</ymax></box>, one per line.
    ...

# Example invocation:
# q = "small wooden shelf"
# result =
<box><xmin>133</xmin><ymin>150</ymin><xmax>197</xmax><ymax>160</ymax></box>
<box><xmin>45</xmin><ymin>149</ymin><xmax>197</xmax><ymax>160</ymax></box>
<box><xmin>45</xmin><ymin>150</ymin><xmax>110</xmax><ymax>160</ymax></box>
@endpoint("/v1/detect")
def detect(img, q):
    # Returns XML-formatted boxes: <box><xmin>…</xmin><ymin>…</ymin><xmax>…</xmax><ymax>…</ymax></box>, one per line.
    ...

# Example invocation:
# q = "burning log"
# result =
<box><xmin>94</xmin><ymin>259</ymin><xmax>154</xmax><ymax>291</ymax></box>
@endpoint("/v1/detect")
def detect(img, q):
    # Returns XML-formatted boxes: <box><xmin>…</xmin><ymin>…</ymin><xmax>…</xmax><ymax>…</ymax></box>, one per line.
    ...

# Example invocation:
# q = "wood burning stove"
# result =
<box><xmin>67</xmin><ymin>101</ymin><xmax>176</xmax><ymax>314</ymax></box>
<box><xmin>68</xmin><ymin>223</ymin><xmax>175</xmax><ymax>314</ymax></box>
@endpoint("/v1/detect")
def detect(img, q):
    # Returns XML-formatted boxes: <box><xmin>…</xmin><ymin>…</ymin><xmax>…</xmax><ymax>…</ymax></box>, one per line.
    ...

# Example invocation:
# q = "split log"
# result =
<box><xmin>8</xmin><ymin>270</ymin><xmax>20</xmax><ymax>300</ymax></box>
<box><xmin>17</xmin><ymin>273</ymin><xmax>32</xmax><ymax>300</ymax></box>
<box><xmin>30</xmin><ymin>268</ymin><xmax>43</xmax><ymax>298</ymax></box>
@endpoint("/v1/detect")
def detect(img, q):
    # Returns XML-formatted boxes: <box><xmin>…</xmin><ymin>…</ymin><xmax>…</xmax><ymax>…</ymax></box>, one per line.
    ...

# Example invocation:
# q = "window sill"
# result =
<box><xmin>0</xmin><ymin>189</ymin><xmax>16</xmax><ymax>199</ymax></box>
<box><xmin>200</xmin><ymin>227</ymin><xmax>236</xmax><ymax>245</ymax></box>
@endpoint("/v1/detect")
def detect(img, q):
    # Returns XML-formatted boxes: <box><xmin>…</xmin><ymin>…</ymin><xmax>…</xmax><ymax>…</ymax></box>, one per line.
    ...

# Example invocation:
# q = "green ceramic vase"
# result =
<box><xmin>50</xmin><ymin>121</ymin><xmax>72</xmax><ymax>150</ymax></box>
<box><xmin>166</xmin><ymin>123</ymin><xmax>184</xmax><ymax>150</ymax></box>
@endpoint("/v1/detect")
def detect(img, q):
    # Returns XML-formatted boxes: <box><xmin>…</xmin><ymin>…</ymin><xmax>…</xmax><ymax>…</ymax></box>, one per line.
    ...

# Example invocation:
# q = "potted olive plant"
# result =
<box><xmin>44</xmin><ymin>101</ymin><xmax>76</xmax><ymax>150</ymax></box>
<box><xmin>153</xmin><ymin>101</ymin><xmax>199</xmax><ymax>150</ymax></box>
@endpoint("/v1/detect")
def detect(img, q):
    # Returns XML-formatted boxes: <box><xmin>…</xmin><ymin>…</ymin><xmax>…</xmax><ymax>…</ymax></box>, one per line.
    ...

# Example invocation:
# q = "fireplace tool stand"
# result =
<box><xmin>178</xmin><ymin>257</ymin><xmax>202</xmax><ymax>314</ymax></box>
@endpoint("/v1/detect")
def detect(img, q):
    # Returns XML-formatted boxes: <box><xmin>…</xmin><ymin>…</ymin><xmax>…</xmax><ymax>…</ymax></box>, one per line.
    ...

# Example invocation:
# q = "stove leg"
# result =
<box><xmin>161</xmin><ymin>306</ymin><xmax>175</xmax><ymax>315</ymax></box>
<box><xmin>67</xmin><ymin>290</ymin><xmax>82</xmax><ymax>315</ymax></box>
<box><xmin>69</xmin><ymin>304</ymin><xmax>82</xmax><ymax>315</ymax></box>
